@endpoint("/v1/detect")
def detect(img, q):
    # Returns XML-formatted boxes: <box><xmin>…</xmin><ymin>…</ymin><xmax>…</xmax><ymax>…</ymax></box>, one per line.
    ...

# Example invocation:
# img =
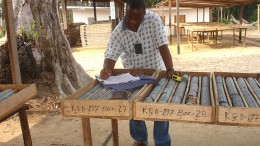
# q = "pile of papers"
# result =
<box><xmin>96</xmin><ymin>73</ymin><xmax>140</xmax><ymax>85</ymax></box>
<box><xmin>96</xmin><ymin>73</ymin><xmax>156</xmax><ymax>91</ymax></box>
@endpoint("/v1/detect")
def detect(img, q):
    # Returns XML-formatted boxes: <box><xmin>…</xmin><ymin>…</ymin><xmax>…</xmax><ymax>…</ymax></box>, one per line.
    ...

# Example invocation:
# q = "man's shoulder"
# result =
<box><xmin>145</xmin><ymin>12</ymin><xmax>160</xmax><ymax>20</ymax></box>
<box><xmin>113</xmin><ymin>21</ymin><xmax>124</xmax><ymax>33</ymax></box>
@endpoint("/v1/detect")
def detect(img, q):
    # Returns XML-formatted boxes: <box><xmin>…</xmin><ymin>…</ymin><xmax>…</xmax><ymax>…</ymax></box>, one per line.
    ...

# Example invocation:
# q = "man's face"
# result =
<box><xmin>125</xmin><ymin>7</ymin><xmax>145</xmax><ymax>32</ymax></box>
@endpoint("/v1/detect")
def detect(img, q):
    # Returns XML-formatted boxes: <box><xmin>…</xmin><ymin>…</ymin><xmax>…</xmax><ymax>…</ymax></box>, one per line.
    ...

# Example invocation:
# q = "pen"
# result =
<box><xmin>104</xmin><ymin>66</ymin><xmax>111</xmax><ymax>76</ymax></box>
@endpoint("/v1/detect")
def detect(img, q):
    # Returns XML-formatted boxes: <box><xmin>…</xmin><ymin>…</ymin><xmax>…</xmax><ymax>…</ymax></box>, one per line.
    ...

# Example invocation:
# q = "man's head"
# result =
<box><xmin>125</xmin><ymin>0</ymin><xmax>146</xmax><ymax>32</ymax></box>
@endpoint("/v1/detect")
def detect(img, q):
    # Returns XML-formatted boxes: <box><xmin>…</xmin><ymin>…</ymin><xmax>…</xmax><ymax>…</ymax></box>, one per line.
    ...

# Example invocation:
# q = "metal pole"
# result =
<box><xmin>93</xmin><ymin>0</ymin><xmax>97</xmax><ymax>21</ymax></box>
<box><xmin>258</xmin><ymin>5</ymin><xmax>260</xmax><ymax>33</ymax></box>
<box><xmin>239</xmin><ymin>4</ymin><xmax>244</xmax><ymax>43</ymax></box>
<box><xmin>169</xmin><ymin>0</ymin><xmax>172</xmax><ymax>45</ymax></box>
<box><xmin>203</xmin><ymin>8</ymin><xmax>205</xmax><ymax>22</ymax></box>
<box><xmin>197</xmin><ymin>9</ymin><xmax>198</xmax><ymax>22</ymax></box>
<box><xmin>176</xmin><ymin>0</ymin><xmax>180</xmax><ymax>54</ymax></box>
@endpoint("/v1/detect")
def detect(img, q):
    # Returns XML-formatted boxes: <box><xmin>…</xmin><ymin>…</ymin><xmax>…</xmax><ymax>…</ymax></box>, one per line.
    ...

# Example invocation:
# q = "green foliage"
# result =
<box><xmin>221</xmin><ymin>18</ymin><xmax>231</xmax><ymax>24</ymax></box>
<box><xmin>19</xmin><ymin>21</ymin><xmax>39</xmax><ymax>42</ymax></box>
<box><xmin>227</xmin><ymin>2</ymin><xmax>258</xmax><ymax>23</ymax></box>
<box><xmin>0</xmin><ymin>22</ymin><xmax>6</xmax><ymax>38</ymax></box>
<box><xmin>0</xmin><ymin>2</ymin><xmax>4</xmax><ymax>18</ymax></box>
<box><xmin>212</xmin><ymin>3</ymin><xmax>258</xmax><ymax>23</ymax></box>
<box><xmin>67</xmin><ymin>10</ymin><xmax>74</xmax><ymax>23</ymax></box>
<box><xmin>146</xmin><ymin>0</ymin><xmax>161</xmax><ymax>7</ymax></box>
<box><xmin>247</xmin><ymin>10</ymin><xmax>258</xmax><ymax>23</ymax></box>
<box><xmin>244</xmin><ymin>2</ymin><xmax>258</xmax><ymax>22</ymax></box>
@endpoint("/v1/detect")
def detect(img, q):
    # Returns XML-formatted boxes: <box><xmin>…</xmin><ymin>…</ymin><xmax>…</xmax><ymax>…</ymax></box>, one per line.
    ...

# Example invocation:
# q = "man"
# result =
<box><xmin>100</xmin><ymin>0</ymin><xmax>178</xmax><ymax>145</ymax></box>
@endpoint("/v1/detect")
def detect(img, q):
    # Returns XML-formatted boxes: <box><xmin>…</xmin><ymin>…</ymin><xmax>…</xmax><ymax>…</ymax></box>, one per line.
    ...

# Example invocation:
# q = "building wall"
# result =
<box><xmin>149</xmin><ymin>7</ymin><xmax>210</xmax><ymax>35</ymax></box>
<box><xmin>150</xmin><ymin>7</ymin><xmax>210</xmax><ymax>24</ymax></box>
<box><xmin>71</xmin><ymin>7</ymin><xmax>210</xmax><ymax>35</ymax></box>
<box><xmin>72</xmin><ymin>8</ymin><xmax>111</xmax><ymax>24</ymax></box>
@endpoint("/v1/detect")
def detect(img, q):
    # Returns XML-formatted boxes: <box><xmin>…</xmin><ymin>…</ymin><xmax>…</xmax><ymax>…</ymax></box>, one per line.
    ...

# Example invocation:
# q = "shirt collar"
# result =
<box><xmin>121</xmin><ymin>13</ymin><xmax>147</xmax><ymax>31</ymax></box>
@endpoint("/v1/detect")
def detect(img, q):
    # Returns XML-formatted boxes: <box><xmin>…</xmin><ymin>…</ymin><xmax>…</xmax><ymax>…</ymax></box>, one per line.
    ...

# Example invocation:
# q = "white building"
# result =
<box><xmin>68</xmin><ymin>6</ymin><xmax>210</xmax><ymax>35</ymax></box>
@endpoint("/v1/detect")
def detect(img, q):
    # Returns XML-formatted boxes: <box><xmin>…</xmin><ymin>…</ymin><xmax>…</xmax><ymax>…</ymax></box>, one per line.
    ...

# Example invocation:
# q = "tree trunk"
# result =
<box><xmin>30</xmin><ymin>0</ymin><xmax>91</xmax><ymax>98</ymax></box>
<box><xmin>1</xmin><ymin>0</ymin><xmax>92</xmax><ymax>98</ymax></box>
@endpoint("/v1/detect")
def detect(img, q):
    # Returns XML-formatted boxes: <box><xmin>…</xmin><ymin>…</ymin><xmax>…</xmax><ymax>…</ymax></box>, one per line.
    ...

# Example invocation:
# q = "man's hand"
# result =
<box><xmin>167</xmin><ymin>69</ymin><xmax>182</xmax><ymax>79</ymax></box>
<box><xmin>100</xmin><ymin>68</ymin><xmax>112</xmax><ymax>79</ymax></box>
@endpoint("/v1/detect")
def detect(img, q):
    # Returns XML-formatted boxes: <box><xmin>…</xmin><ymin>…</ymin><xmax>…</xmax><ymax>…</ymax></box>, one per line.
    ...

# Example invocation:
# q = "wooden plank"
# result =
<box><xmin>197</xmin><ymin>76</ymin><xmax>201</xmax><ymax>105</ymax></box>
<box><xmin>63</xmin><ymin>100</ymin><xmax>130</xmax><ymax>118</ymax></box>
<box><xmin>111</xmin><ymin>119</ymin><xmax>119</xmax><ymax>146</ymax></box>
<box><xmin>4</xmin><ymin>0</ymin><xmax>22</xmax><ymax>84</ymax></box>
<box><xmin>217</xmin><ymin>107</ymin><xmax>260</xmax><ymax>126</ymax></box>
<box><xmin>82</xmin><ymin>118</ymin><xmax>92</xmax><ymax>146</ymax></box>
<box><xmin>0</xmin><ymin>84</ymin><xmax>37</xmax><ymax>121</ymax></box>
<box><xmin>134</xmin><ymin>102</ymin><xmax>213</xmax><ymax>123</ymax></box>
<box><xmin>214</xmin><ymin>72</ymin><xmax>260</xmax><ymax>79</ymax></box>
<box><xmin>0</xmin><ymin>84</ymin><xmax>27</xmax><ymax>91</ymax></box>
<box><xmin>209</xmin><ymin>73</ymin><xmax>216</xmax><ymax>121</ymax></box>
<box><xmin>18</xmin><ymin>105</ymin><xmax>32</xmax><ymax>146</ymax></box>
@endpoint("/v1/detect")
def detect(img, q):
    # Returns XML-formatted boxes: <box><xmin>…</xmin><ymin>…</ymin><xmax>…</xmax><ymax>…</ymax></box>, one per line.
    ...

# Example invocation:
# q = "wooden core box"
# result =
<box><xmin>0</xmin><ymin>84</ymin><xmax>37</xmax><ymax>121</ymax></box>
<box><xmin>62</xmin><ymin>69</ymin><xmax>159</xmax><ymax>119</ymax></box>
<box><xmin>213</xmin><ymin>72</ymin><xmax>260</xmax><ymax>126</ymax></box>
<box><xmin>133</xmin><ymin>71</ymin><xmax>215</xmax><ymax>123</ymax></box>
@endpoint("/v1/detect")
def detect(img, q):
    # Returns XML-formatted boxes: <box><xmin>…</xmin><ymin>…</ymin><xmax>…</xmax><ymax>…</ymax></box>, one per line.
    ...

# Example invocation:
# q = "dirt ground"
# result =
<box><xmin>1</xmin><ymin>30</ymin><xmax>260</xmax><ymax>146</ymax></box>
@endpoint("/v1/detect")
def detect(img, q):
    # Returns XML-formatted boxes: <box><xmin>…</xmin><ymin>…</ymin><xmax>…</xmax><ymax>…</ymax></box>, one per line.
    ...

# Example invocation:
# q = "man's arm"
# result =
<box><xmin>159</xmin><ymin>44</ymin><xmax>173</xmax><ymax>70</ymax></box>
<box><xmin>100</xmin><ymin>58</ymin><xmax>116</xmax><ymax>79</ymax></box>
<box><xmin>159</xmin><ymin>44</ymin><xmax>179</xmax><ymax>78</ymax></box>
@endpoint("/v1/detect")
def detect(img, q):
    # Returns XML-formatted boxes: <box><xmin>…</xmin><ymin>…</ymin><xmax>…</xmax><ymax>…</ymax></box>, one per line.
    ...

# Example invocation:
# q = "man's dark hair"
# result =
<box><xmin>126</xmin><ymin>0</ymin><xmax>146</xmax><ymax>9</ymax></box>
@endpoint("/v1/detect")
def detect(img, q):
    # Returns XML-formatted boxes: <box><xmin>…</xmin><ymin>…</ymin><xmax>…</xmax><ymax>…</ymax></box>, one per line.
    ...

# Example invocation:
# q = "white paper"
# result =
<box><xmin>96</xmin><ymin>73</ymin><xmax>140</xmax><ymax>85</ymax></box>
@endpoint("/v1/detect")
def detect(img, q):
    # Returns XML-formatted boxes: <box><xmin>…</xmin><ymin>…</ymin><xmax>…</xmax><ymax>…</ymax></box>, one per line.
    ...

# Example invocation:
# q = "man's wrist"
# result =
<box><xmin>167</xmin><ymin>68</ymin><xmax>175</xmax><ymax>72</ymax></box>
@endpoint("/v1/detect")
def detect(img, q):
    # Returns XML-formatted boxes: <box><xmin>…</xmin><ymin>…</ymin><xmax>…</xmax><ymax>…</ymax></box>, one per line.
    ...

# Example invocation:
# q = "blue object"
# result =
<box><xmin>130</xmin><ymin>120</ymin><xmax>171</xmax><ymax>146</ymax></box>
<box><xmin>0</xmin><ymin>89</ymin><xmax>15</xmax><ymax>102</ymax></box>
<box><xmin>103</xmin><ymin>76</ymin><xmax>156</xmax><ymax>91</ymax></box>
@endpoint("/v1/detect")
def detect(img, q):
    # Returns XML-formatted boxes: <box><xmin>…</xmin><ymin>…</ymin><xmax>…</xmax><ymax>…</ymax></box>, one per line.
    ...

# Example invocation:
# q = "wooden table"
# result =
<box><xmin>184</xmin><ymin>24</ymin><xmax>248</xmax><ymax>51</ymax></box>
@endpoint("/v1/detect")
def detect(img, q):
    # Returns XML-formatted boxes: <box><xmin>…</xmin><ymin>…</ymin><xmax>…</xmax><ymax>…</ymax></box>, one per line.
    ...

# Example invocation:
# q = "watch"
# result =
<box><xmin>167</xmin><ymin>68</ymin><xmax>175</xmax><ymax>72</ymax></box>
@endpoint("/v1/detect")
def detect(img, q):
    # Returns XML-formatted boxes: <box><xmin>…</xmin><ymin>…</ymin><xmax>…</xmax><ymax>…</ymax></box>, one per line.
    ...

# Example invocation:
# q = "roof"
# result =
<box><xmin>163</xmin><ymin>0</ymin><xmax>258</xmax><ymax>8</ymax></box>
<box><xmin>68</xmin><ymin>0</ymin><xmax>257</xmax><ymax>8</ymax></box>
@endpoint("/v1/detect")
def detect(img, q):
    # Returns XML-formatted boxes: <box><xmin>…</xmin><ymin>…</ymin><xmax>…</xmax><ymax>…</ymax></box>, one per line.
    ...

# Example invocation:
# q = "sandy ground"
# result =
<box><xmin>1</xmin><ymin>30</ymin><xmax>260</xmax><ymax>146</ymax></box>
